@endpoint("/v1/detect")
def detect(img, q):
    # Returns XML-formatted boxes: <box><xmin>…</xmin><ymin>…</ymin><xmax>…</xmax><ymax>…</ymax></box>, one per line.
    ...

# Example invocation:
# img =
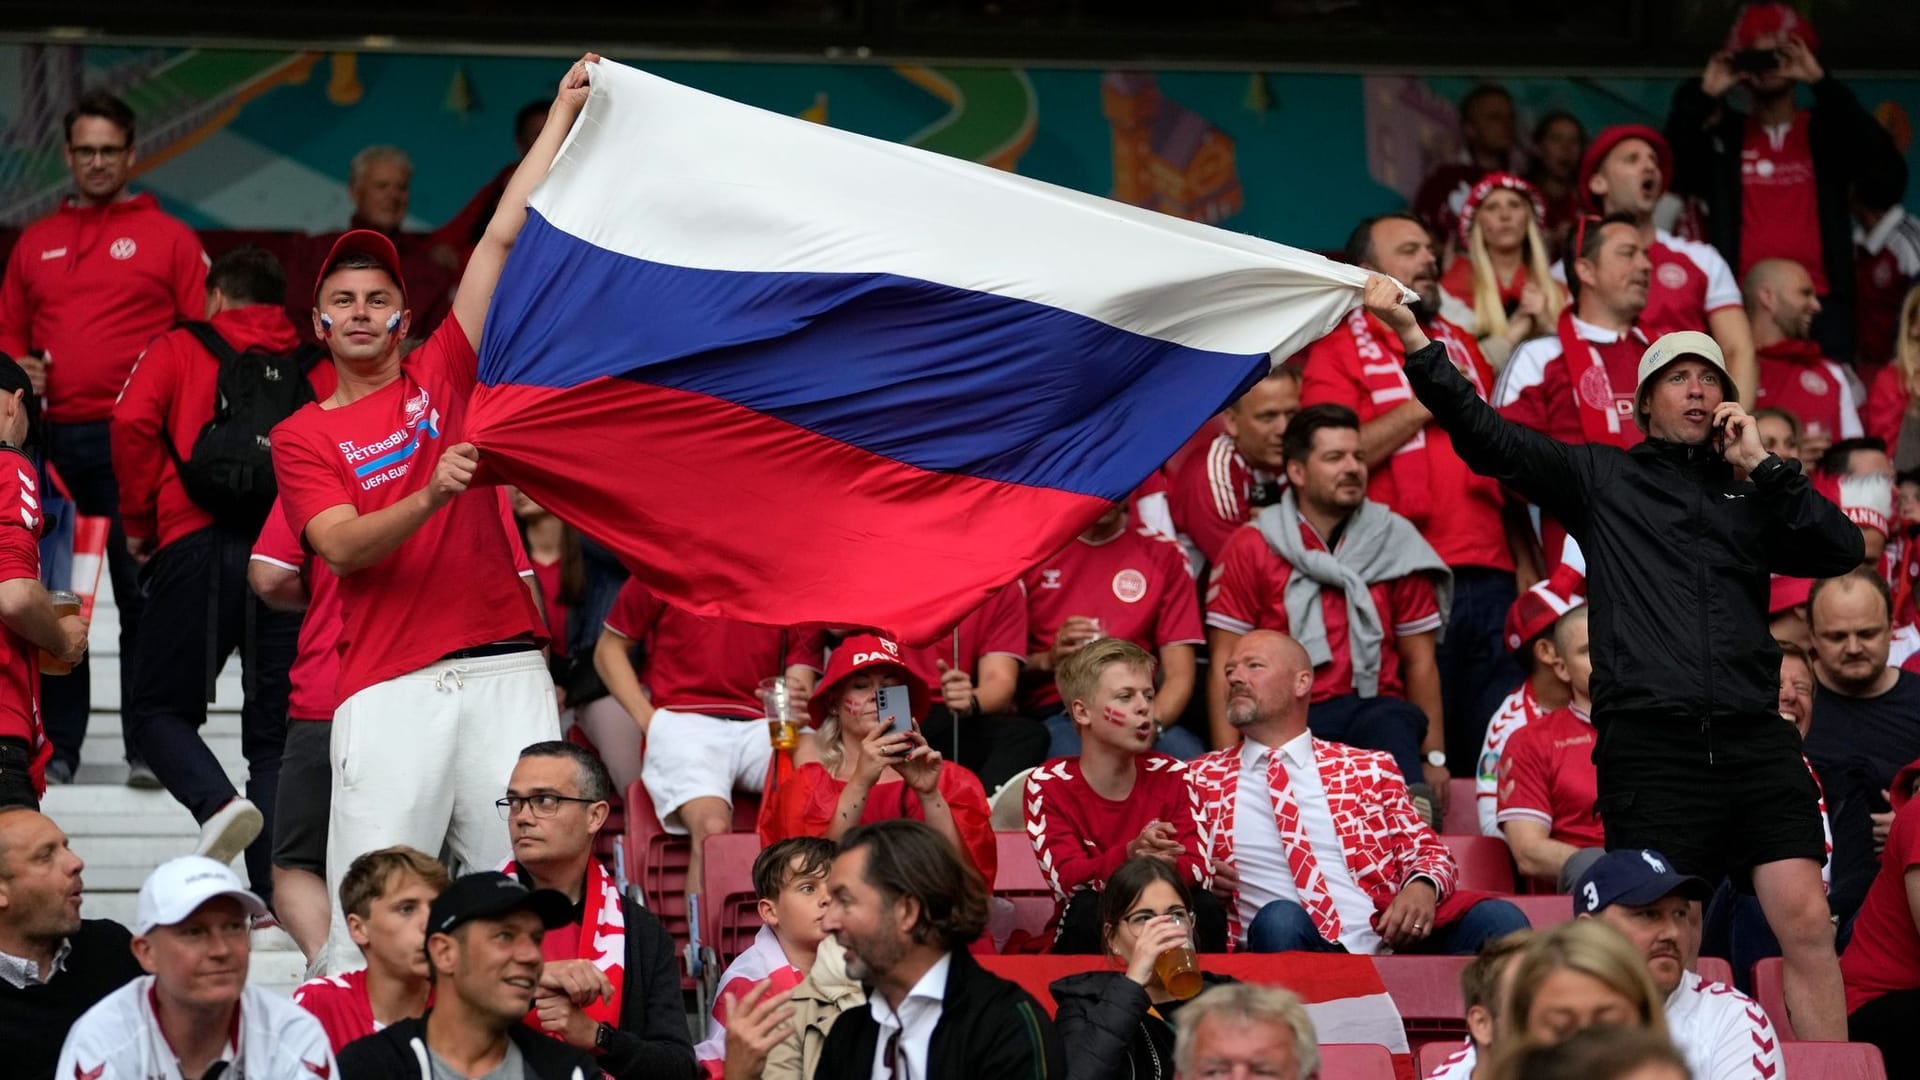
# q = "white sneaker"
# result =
<box><xmin>195</xmin><ymin>798</ymin><xmax>264</xmax><ymax>865</ymax></box>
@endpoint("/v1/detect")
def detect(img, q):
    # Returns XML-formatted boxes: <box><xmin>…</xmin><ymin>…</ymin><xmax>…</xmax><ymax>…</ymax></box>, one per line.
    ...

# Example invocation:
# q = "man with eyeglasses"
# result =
<box><xmin>0</xmin><ymin>91</ymin><xmax>208</xmax><ymax>787</ymax></box>
<box><xmin>497</xmin><ymin>740</ymin><xmax>695</xmax><ymax>1076</ymax></box>
<box><xmin>56</xmin><ymin>855</ymin><xmax>333</xmax><ymax>1078</ymax></box>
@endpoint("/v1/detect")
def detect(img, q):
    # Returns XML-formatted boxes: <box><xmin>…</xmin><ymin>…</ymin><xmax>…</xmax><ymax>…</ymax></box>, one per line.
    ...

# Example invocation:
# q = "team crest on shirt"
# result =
<box><xmin>404</xmin><ymin>388</ymin><xmax>429</xmax><ymax>427</ymax></box>
<box><xmin>1039</xmin><ymin>569</ymin><xmax>1062</xmax><ymax>590</ymax></box>
<box><xmin>1112</xmin><ymin>568</ymin><xmax>1148</xmax><ymax>603</ymax></box>
<box><xmin>108</xmin><ymin>237</ymin><xmax>136</xmax><ymax>260</ymax></box>
<box><xmin>1799</xmin><ymin>370</ymin><xmax>1828</xmax><ymax>395</ymax></box>
<box><xmin>1656</xmin><ymin>263</ymin><xmax>1688</xmax><ymax>290</ymax></box>
<box><xmin>1576</xmin><ymin>367</ymin><xmax>1613</xmax><ymax>411</ymax></box>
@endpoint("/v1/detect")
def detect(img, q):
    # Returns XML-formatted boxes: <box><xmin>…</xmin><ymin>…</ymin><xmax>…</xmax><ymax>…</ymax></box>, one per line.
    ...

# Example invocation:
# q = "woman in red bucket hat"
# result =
<box><xmin>760</xmin><ymin>633</ymin><xmax>997</xmax><ymax>883</ymax></box>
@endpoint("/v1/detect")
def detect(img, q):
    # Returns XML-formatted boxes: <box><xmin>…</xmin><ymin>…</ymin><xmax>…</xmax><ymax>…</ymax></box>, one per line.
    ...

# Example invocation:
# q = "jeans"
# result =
<box><xmin>1436</xmin><ymin>567</ymin><xmax>1519</xmax><ymax>776</ymax></box>
<box><xmin>1306</xmin><ymin>694</ymin><xmax>1426</xmax><ymax>783</ymax></box>
<box><xmin>122</xmin><ymin>527</ymin><xmax>298</xmax><ymax>895</ymax></box>
<box><xmin>41</xmin><ymin>420</ymin><xmax>143</xmax><ymax>768</ymax></box>
<box><xmin>1244</xmin><ymin>896</ymin><xmax>1529</xmax><ymax>955</ymax></box>
<box><xmin>1042</xmin><ymin>711</ymin><xmax>1207</xmax><ymax>761</ymax></box>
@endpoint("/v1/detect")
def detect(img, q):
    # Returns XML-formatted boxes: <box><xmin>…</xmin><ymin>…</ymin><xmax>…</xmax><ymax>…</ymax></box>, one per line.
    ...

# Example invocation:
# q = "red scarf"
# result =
<box><xmin>501</xmin><ymin>857</ymin><xmax>627</xmax><ymax>1037</ymax></box>
<box><xmin>1347</xmin><ymin>309</ymin><xmax>1486</xmax><ymax>524</ymax></box>
<box><xmin>1554</xmin><ymin>309</ymin><xmax>1643</xmax><ymax>449</ymax></box>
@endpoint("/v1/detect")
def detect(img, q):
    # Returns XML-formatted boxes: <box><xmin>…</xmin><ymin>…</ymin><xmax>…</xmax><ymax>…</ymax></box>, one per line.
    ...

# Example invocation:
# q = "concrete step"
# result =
<box><xmin>83</xmin><ymin>655</ymin><xmax>248</xmax><ymax>716</ymax></box>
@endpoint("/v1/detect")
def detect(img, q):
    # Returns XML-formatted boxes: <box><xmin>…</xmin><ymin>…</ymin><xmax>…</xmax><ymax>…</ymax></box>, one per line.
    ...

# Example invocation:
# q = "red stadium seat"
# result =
<box><xmin>621</xmin><ymin>779</ymin><xmax>760</xmax><ymax>988</ymax></box>
<box><xmin>1374</xmin><ymin>954</ymin><xmax>1470</xmax><ymax>1043</ymax></box>
<box><xmin>993</xmin><ymin>831</ymin><xmax>1056</xmax><ymax>953</ymax></box>
<box><xmin>1441</xmin><ymin>834</ymin><xmax>1516</xmax><ymax>893</ymax></box>
<box><xmin>701</xmin><ymin>831</ymin><xmax>768</xmax><ymax>969</ymax></box>
<box><xmin>1780</xmin><ymin>1041</ymin><xmax>1886</xmax><ymax>1079</ymax></box>
<box><xmin>1695</xmin><ymin>956</ymin><xmax>1734</xmax><ymax>988</ymax></box>
<box><xmin>1505</xmin><ymin>893</ymin><xmax>1573</xmax><ymax>930</ymax></box>
<box><xmin>1318</xmin><ymin>1043</ymin><xmax>1395</xmax><ymax>1080</ymax></box>
<box><xmin>1751</xmin><ymin>956</ymin><xmax>1795</xmax><ymax>1040</ymax></box>
<box><xmin>1418</xmin><ymin>1038</ymin><xmax>1473</xmax><ymax>1078</ymax></box>
<box><xmin>1442</xmin><ymin>779</ymin><xmax>1478</xmax><ymax>835</ymax></box>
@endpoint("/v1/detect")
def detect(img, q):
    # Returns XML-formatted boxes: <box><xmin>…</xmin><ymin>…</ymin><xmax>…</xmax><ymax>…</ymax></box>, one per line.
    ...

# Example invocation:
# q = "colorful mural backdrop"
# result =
<box><xmin>2</xmin><ymin>44</ymin><xmax>1916</xmax><ymax>251</ymax></box>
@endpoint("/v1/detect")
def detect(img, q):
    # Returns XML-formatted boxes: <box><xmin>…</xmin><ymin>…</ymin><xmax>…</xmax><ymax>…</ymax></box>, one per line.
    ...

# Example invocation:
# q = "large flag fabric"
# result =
<box><xmin>468</xmin><ymin>59</ymin><xmax>1387</xmax><ymax>644</ymax></box>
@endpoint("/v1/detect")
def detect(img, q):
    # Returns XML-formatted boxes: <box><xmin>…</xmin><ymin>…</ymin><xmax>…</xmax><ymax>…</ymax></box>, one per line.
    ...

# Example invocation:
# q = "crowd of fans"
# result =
<box><xmin>0</xmin><ymin>3</ymin><xmax>1918</xmax><ymax>1077</ymax></box>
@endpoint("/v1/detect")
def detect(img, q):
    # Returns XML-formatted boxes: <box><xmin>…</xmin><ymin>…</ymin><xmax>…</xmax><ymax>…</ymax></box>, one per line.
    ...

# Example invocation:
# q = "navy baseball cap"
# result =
<box><xmin>427</xmin><ymin>871</ymin><xmax>573</xmax><ymax>939</ymax></box>
<box><xmin>1572</xmin><ymin>849</ymin><xmax>1713</xmax><ymax>915</ymax></box>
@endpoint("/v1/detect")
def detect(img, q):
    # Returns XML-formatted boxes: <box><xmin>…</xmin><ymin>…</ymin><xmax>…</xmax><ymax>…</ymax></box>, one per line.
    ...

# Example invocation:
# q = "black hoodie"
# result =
<box><xmin>337</xmin><ymin>1013</ymin><xmax>602</xmax><ymax>1080</ymax></box>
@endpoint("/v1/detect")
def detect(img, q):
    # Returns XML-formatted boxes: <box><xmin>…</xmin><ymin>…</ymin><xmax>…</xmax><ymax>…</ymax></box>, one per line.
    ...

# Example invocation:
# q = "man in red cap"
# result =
<box><xmin>1666</xmin><ymin>1</ymin><xmax>1904</xmax><ymax>365</ymax></box>
<box><xmin>1473</xmin><ymin>564</ymin><xmax>1582</xmax><ymax>837</ymax></box>
<box><xmin>1575</xmin><ymin>124</ymin><xmax>1757</xmax><ymax>404</ymax></box>
<box><xmin>270</xmin><ymin>55</ymin><xmax>598</xmax><ymax>974</ymax></box>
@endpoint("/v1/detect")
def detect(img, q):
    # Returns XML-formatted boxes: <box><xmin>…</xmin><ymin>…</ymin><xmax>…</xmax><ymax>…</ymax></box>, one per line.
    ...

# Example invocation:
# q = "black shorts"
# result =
<box><xmin>271</xmin><ymin>720</ymin><xmax>331</xmax><ymax>874</ymax></box>
<box><xmin>1593</xmin><ymin>710</ymin><xmax>1825</xmax><ymax>891</ymax></box>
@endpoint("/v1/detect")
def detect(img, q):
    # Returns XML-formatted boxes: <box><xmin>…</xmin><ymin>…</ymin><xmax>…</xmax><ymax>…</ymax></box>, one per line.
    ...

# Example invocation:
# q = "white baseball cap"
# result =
<box><xmin>1634</xmin><ymin>330</ymin><xmax>1729</xmax><ymax>431</ymax></box>
<box><xmin>134</xmin><ymin>855</ymin><xmax>267</xmax><ymax>934</ymax></box>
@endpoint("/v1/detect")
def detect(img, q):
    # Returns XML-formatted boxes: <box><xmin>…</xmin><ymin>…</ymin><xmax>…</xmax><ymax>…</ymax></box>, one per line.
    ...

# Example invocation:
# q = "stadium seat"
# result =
<box><xmin>1695</xmin><ymin>956</ymin><xmax>1733</xmax><ymax>988</ymax></box>
<box><xmin>621</xmin><ymin>778</ymin><xmax>761</xmax><ymax>990</ymax></box>
<box><xmin>1318</xmin><ymin>1043</ymin><xmax>1395</xmax><ymax>1079</ymax></box>
<box><xmin>1440</xmin><ymin>834</ymin><xmax>1516</xmax><ymax>893</ymax></box>
<box><xmin>1418</xmin><ymin>1038</ymin><xmax>1472</xmax><ymax>1078</ymax></box>
<box><xmin>1442</xmin><ymin>778</ymin><xmax>1478</xmax><ymax>834</ymax></box>
<box><xmin>1751</xmin><ymin>956</ymin><xmax>1794</xmax><ymax>1039</ymax></box>
<box><xmin>1506</xmin><ymin>893</ymin><xmax>1573</xmax><ymax>930</ymax></box>
<box><xmin>700</xmin><ymin>831</ymin><xmax>768</xmax><ymax>970</ymax></box>
<box><xmin>1780</xmin><ymin>1041</ymin><xmax>1886</xmax><ymax>1079</ymax></box>
<box><xmin>989</xmin><ymin>767</ymin><xmax>1035</xmax><ymax>830</ymax></box>
<box><xmin>1375</xmin><ymin>954</ymin><xmax>1470</xmax><ymax>1042</ymax></box>
<box><xmin>993</xmin><ymin>831</ymin><xmax>1056</xmax><ymax>953</ymax></box>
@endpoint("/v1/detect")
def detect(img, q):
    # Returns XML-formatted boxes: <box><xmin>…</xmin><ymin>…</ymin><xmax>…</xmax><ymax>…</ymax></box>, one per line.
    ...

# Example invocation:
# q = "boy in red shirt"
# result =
<box><xmin>292</xmin><ymin>845</ymin><xmax>449</xmax><ymax>1052</ymax></box>
<box><xmin>1023</xmin><ymin>638</ymin><xmax>1221</xmax><ymax>953</ymax></box>
<box><xmin>1496</xmin><ymin>604</ymin><xmax>1604</xmax><ymax>891</ymax></box>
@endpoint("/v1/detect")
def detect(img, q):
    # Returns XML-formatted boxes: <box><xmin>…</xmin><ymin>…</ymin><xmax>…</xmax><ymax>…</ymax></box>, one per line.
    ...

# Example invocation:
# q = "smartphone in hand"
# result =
<box><xmin>876</xmin><ymin>684</ymin><xmax>913</xmax><ymax>739</ymax></box>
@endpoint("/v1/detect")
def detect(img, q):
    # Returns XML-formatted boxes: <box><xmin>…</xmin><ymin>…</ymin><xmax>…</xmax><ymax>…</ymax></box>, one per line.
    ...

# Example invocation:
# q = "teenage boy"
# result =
<box><xmin>1497</xmin><ymin>606</ymin><xmax>1606</xmax><ymax>890</ymax></box>
<box><xmin>1474</xmin><ymin>566</ymin><xmax>1583</xmax><ymax>836</ymax></box>
<box><xmin>694</xmin><ymin>836</ymin><xmax>835</xmax><ymax>1075</ymax></box>
<box><xmin>293</xmin><ymin>846</ymin><xmax>450</xmax><ymax>1052</ymax></box>
<box><xmin>1023</xmin><ymin>638</ymin><xmax>1220</xmax><ymax>953</ymax></box>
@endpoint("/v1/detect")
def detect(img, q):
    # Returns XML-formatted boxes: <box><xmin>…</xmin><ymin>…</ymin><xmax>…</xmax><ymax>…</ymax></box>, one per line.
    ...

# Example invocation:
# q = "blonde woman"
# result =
<box><xmin>1482</xmin><ymin>919</ymin><xmax>1669</xmax><ymax>1080</ymax></box>
<box><xmin>1863</xmin><ymin>284</ymin><xmax>1920</xmax><ymax>464</ymax></box>
<box><xmin>1439</xmin><ymin>172</ymin><xmax>1568</xmax><ymax>370</ymax></box>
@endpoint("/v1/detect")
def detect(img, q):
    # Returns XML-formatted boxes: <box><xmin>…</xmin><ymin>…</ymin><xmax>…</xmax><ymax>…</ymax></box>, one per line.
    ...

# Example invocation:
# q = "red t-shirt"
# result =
<box><xmin>1643</xmin><ymin>232</ymin><xmax>1744</xmax><ymax>341</ymax></box>
<box><xmin>895</xmin><ymin>584</ymin><xmax>1028</xmax><ymax>693</ymax></box>
<box><xmin>291</xmin><ymin>968</ymin><xmax>375</xmax><ymax>1053</ymax></box>
<box><xmin>0</xmin><ymin>453</ymin><xmax>44</xmax><ymax>771</ymax></box>
<box><xmin>270</xmin><ymin>317</ymin><xmax>545</xmax><ymax>702</ymax></box>
<box><xmin>112</xmin><ymin>304</ymin><xmax>336</xmax><ymax>550</ymax></box>
<box><xmin>1300</xmin><ymin>312</ymin><xmax>1511</xmax><ymax>571</ymax></box>
<box><xmin>1740</xmin><ymin>112</ymin><xmax>1828</xmax><ymax>293</ymax></box>
<box><xmin>531</xmin><ymin>558</ymin><xmax>569</xmax><ymax>658</ymax></box>
<box><xmin>760</xmin><ymin>762</ymin><xmax>997</xmax><ymax>884</ymax></box>
<box><xmin>1169</xmin><ymin>433</ymin><xmax>1276</xmax><ymax>567</ymax></box>
<box><xmin>603</xmin><ymin>579</ymin><xmax>825</xmax><ymax>718</ymax></box>
<box><xmin>0</xmin><ymin>193</ymin><xmax>207</xmax><ymax>423</ymax></box>
<box><xmin>1021</xmin><ymin>755</ymin><xmax>1208</xmax><ymax>920</ymax></box>
<box><xmin>1021</xmin><ymin>527</ymin><xmax>1202</xmax><ymax>712</ymax></box>
<box><xmin>1205</xmin><ymin>520</ymin><xmax>1442</xmax><ymax>701</ymax></box>
<box><xmin>1495</xmin><ymin>705</ymin><xmax>1603</xmax><ymax>850</ymax></box>
<box><xmin>1863</xmin><ymin>360</ymin><xmax>1915</xmax><ymax>452</ymax></box>
<box><xmin>1753</xmin><ymin>344</ymin><xmax>1862</xmax><ymax>442</ymax></box>
<box><xmin>1840</xmin><ymin>786</ymin><xmax>1920</xmax><ymax>1012</ymax></box>
<box><xmin>250</xmin><ymin>496</ymin><xmax>343</xmax><ymax>723</ymax></box>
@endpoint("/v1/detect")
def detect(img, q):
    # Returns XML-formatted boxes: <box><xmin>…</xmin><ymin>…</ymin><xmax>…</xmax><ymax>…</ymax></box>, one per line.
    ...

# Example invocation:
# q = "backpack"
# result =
<box><xmin>164</xmin><ymin>321</ymin><xmax>324</xmax><ymax>532</ymax></box>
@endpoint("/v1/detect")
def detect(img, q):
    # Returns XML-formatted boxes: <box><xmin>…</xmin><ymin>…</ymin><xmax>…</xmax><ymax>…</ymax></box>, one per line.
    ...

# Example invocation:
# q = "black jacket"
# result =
<box><xmin>816</xmin><ymin>947</ymin><xmax>1066</xmax><ymax>1080</ymax></box>
<box><xmin>1050</xmin><ymin>971</ymin><xmax>1234</xmax><ymax>1080</ymax></box>
<box><xmin>1404</xmin><ymin>339</ymin><xmax>1861</xmax><ymax>722</ymax></box>
<box><xmin>336</xmin><ymin>1014</ymin><xmax>601</xmax><ymax>1080</ymax></box>
<box><xmin>1665</xmin><ymin>75</ymin><xmax>1904</xmax><ymax>357</ymax></box>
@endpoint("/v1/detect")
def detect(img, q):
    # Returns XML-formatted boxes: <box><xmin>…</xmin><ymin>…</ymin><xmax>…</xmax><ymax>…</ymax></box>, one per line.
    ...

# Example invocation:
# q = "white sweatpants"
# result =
<box><xmin>321</xmin><ymin>650</ymin><xmax>557</xmax><ymax>974</ymax></box>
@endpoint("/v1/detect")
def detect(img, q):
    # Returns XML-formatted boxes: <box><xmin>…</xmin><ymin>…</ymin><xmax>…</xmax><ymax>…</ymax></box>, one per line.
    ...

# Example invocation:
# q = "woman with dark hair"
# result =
<box><xmin>1048</xmin><ymin>857</ymin><xmax>1235</xmax><ymax>1079</ymax></box>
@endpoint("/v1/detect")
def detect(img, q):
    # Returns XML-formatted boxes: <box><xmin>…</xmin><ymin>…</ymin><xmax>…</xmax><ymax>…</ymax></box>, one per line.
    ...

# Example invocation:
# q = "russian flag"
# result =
<box><xmin>468</xmin><ymin>60</ymin><xmax>1388</xmax><ymax>644</ymax></box>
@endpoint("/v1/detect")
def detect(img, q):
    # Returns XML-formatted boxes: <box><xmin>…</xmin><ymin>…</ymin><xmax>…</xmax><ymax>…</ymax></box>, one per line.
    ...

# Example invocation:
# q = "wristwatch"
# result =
<box><xmin>1424</xmin><ymin>750</ymin><xmax>1448</xmax><ymax>768</ymax></box>
<box><xmin>594</xmin><ymin>1022</ymin><xmax>614</xmax><ymax>1054</ymax></box>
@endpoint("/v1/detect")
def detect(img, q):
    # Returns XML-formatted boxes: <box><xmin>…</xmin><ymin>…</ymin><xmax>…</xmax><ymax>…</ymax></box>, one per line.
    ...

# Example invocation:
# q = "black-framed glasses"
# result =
<box><xmin>495</xmin><ymin>794</ymin><xmax>600</xmax><ymax>820</ymax></box>
<box><xmin>68</xmin><ymin>145</ymin><xmax>128</xmax><ymax>164</ymax></box>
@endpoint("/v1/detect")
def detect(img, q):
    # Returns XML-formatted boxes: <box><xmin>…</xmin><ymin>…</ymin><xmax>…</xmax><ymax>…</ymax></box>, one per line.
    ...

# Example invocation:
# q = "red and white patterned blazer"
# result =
<box><xmin>1188</xmin><ymin>736</ymin><xmax>1460</xmax><ymax>942</ymax></box>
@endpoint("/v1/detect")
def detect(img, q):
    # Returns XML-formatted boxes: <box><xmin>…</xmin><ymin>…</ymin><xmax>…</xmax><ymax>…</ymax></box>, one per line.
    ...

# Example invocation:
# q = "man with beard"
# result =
<box><xmin>1747</xmin><ymin>258</ymin><xmax>1862</xmax><ymax>451</ymax></box>
<box><xmin>0</xmin><ymin>808</ymin><xmax>141</xmax><ymax>1079</ymax></box>
<box><xmin>816</xmin><ymin>819</ymin><xmax>1063</xmax><ymax>1079</ymax></box>
<box><xmin>1169</xmin><ymin>366</ymin><xmax>1301</xmax><ymax>571</ymax></box>
<box><xmin>1206</xmin><ymin>404</ymin><xmax>1450</xmax><ymax>804</ymax></box>
<box><xmin>1304</xmin><ymin>212</ymin><xmax>1527</xmax><ymax>785</ymax></box>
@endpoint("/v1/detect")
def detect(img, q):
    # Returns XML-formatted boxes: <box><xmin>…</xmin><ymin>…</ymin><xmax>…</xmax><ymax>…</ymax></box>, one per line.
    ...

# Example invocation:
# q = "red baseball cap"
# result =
<box><xmin>1577</xmin><ymin>125</ymin><xmax>1673</xmax><ymax>214</ymax></box>
<box><xmin>808</xmin><ymin>633</ymin><xmax>931</xmax><ymax>728</ymax></box>
<box><xmin>1504</xmin><ymin>563</ymin><xmax>1586</xmax><ymax>653</ymax></box>
<box><xmin>312</xmin><ymin>228</ymin><xmax>408</xmax><ymax>307</ymax></box>
<box><xmin>1728</xmin><ymin>2</ymin><xmax>1818</xmax><ymax>52</ymax></box>
<box><xmin>1768</xmin><ymin>574</ymin><xmax>1812</xmax><ymax>616</ymax></box>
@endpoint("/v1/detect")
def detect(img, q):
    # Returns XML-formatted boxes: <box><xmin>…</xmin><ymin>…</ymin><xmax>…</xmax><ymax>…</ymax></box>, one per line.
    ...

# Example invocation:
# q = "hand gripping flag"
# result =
<box><xmin>468</xmin><ymin>59</ymin><xmax>1396</xmax><ymax>644</ymax></box>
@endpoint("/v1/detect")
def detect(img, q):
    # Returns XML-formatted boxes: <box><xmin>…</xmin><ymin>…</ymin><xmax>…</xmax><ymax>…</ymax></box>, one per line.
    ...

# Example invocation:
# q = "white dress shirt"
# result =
<box><xmin>867</xmin><ymin>951</ymin><xmax>951</xmax><ymax>1080</ymax></box>
<box><xmin>1234</xmin><ymin>731</ymin><xmax>1384</xmax><ymax>954</ymax></box>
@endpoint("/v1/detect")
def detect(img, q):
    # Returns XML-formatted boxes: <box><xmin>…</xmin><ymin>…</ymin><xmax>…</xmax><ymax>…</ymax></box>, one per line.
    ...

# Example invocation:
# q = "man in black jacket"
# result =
<box><xmin>1664</xmin><ymin>3</ymin><xmax>1904</xmax><ymax>365</ymax></box>
<box><xmin>500</xmin><ymin>740</ymin><xmax>697</xmax><ymax>1077</ymax></box>
<box><xmin>338</xmin><ymin>871</ymin><xmax>599</xmax><ymax>1079</ymax></box>
<box><xmin>817</xmin><ymin>819</ymin><xmax>1064</xmax><ymax>1079</ymax></box>
<box><xmin>1365</xmin><ymin>272</ymin><xmax>1861</xmax><ymax>1041</ymax></box>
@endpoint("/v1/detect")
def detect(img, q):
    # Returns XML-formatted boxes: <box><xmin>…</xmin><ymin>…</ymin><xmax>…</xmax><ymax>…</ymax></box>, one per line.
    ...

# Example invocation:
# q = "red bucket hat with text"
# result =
<box><xmin>808</xmin><ymin>633</ymin><xmax>931</xmax><ymax>727</ymax></box>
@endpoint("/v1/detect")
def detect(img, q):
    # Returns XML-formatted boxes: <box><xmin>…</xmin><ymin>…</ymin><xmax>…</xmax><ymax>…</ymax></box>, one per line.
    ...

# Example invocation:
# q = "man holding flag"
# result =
<box><xmin>269</xmin><ymin>54</ymin><xmax>598</xmax><ymax>972</ymax></box>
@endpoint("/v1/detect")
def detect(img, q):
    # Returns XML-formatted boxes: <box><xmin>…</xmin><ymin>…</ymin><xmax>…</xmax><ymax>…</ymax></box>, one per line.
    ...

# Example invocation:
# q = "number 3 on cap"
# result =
<box><xmin>1583</xmin><ymin>882</ymin><xmax>1600</xmax><ymax>911</ymax></box>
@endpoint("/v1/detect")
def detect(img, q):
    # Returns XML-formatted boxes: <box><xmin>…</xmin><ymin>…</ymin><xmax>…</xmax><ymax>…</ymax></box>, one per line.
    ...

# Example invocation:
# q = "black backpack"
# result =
<box><xmin>164</xmin><ymin>322</ymin><xmax>324</xmax><ymax>533</ymax></box>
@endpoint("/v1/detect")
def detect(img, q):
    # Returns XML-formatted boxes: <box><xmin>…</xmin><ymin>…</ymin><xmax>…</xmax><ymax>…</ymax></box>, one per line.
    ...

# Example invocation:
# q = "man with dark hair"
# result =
<box><xmin>817</xmin><ymin>818</ymin><xmax>1063</xmax><ymax>1079</ymax></box>
<box><xmin>292</xmin><ymin>845</ymin><xmax>449</xmax><ymax>1052</ymax></box>
<box><xmin>1375</xmin><ymin>267</ymin><xmax>1861</xmax><ymax>1037</ymax></box>
<box><xmin>0</xmin><ymin>807</ymin><xmax>141</xmax><ymax>1080</ymax></box>
<box><xmin>1414</xmin><ymin>84</ymin><xmax>1519</xmax><ymax>245</ymax></box>
<box><xmin>1306</xmin><ymin>211</ymin><xmax>1525</xmax><ymax>784</ymax></box>
<box><xmin>499</xmin><ymin>740</ymin><xmax>695</xmax><ymax>1076</ymax></box>
<box><xmin>1168</xmin><ymin>366</ymin><xmax>1301</xmax><ymax>570</ymax></box>
<box><xmin>0</xmin><ymin>90</ymin><xmax>207</xmax><ymax>786</ymax></box>
<box><xmin>111</xmin><ymin>246</ymin><xmax>326</xmax><ymax>885</ymax></box>
<box><xmin>337</xmin><ymin>871</ymin><xmax>600</xmax><ymax>1079</ymax></box>
<box><xmin>1205</xmin><ymin>403</ymin><xmax>1449</xmax><ymax>804</ymax></box>
<box><xmin>1817</xmin><ymin>435</ymin><xmax>1893</xmax><ymax>481</ymax></box>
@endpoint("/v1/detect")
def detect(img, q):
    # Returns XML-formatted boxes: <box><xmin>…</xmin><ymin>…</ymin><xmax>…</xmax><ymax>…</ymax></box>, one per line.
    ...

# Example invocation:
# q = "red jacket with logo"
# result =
<box><xmin>0</xmin><ymin>193</ymin><xmax>207</xmax><ymax>422</ymax></box>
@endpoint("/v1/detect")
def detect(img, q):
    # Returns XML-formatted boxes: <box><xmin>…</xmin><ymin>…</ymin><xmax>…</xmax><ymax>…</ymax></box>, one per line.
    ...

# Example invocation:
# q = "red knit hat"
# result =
<box><xmin>808</xmin><ymin>633</ymin><xmax>931</xmax><ymax>728</ymax></box>
<box><xmin>1727</xmin><ymin>3</ymin><xmax>1818</xmax><ymax>53</ymax></box>
<box><xmin>1457</xmin><ymin>172</ymin><xmax>1547</xmax><ymax>247</ymax></box>
<box><xmin>1577</xmin><ymin>125</ymin><xmax>1673</xmax><ymax>214</ymax></box>
<box><xmin>1505</xmin><ymin>563</ymin><xmax>1587</xmax><ymax>653</ymax></box>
